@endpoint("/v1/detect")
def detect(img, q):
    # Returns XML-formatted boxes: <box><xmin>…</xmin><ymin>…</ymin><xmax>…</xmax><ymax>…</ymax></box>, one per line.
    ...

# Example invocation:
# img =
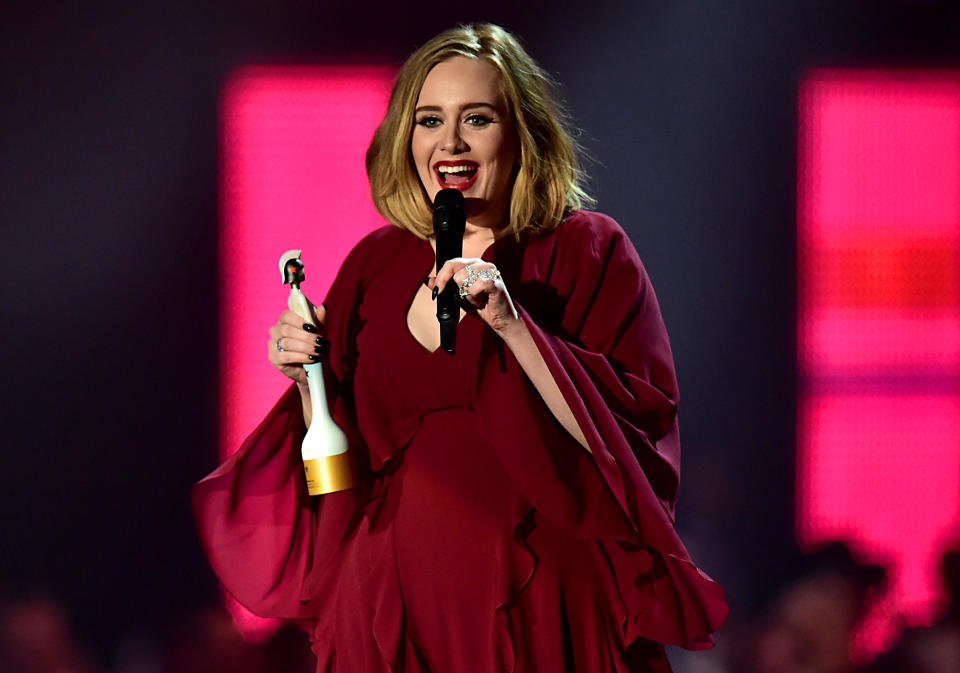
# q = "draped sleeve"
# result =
<box><xmin>192</xmin><ymin>213</ymin><xmax>728</xmax><ymax>655</ymax></box>
<box><xmin>190</xmin><ymin>227</ymin><xmax>391</xmax><ymax>619</ymax></box>
<box><xmin>476</xmin><ymin>211</ymin><xmax>728</xmax><ymax>650</ymax></box>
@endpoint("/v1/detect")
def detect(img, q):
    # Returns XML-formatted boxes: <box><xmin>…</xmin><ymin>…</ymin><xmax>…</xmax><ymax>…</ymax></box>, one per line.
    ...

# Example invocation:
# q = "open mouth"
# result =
<box><xmin>435</xmin><ymin>161</ymin><xmax>479</xmax><ymax>191</ymax></box>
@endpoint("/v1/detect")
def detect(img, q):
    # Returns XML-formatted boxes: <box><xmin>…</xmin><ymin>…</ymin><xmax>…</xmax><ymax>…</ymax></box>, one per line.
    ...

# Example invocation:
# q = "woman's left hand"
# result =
<box><xmin>434</xmin><ymin>258</ymin><xmax>520</xmax><ymax>336</ymax></box>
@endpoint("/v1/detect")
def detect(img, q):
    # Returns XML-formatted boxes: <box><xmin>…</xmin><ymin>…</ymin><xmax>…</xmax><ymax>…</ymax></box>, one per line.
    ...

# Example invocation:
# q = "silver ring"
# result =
<box><xmin>276</xmin><ymin>337</ymin><xmax>285</xmax><ymax>352</ymax></box>
<box><xmin>458</xmin><ymin>265</ymin><xmax>501</xmax><ymax>298</ymax></box>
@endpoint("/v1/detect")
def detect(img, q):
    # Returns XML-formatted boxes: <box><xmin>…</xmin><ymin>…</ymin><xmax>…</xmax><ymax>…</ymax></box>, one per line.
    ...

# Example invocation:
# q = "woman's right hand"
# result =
<box><xmin>267</xmin><ymin>305</ymin><xmax>329</xmax><ymax>386</ymax></box>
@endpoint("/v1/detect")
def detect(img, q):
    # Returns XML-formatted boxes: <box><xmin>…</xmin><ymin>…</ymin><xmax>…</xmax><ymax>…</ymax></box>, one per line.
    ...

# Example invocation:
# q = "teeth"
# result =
<box><xmin>437</xmin><ymin>165</ymin><xmax>476</xmax><ymax>174</ymax></box>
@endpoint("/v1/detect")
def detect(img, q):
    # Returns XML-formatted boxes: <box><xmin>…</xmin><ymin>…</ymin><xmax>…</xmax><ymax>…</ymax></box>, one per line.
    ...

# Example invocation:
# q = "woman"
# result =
<box><xmin>194</xmin><ymin>23</ymin><xmax>727</xmax><ymax>673</ymax></box>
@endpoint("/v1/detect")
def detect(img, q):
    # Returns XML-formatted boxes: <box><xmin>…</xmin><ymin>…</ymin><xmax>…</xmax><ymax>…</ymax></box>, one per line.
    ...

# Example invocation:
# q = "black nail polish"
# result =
<box><xmin>432</xmin><ymin>287</ymin><xmax>439</xmax><ymax>300</ymax></box>
<box><xmin>308</xmin><ymin>354</ymin><xmax>318</xmax><ymax>361</ymax></box>
<box><xmin>315</xmin><ymin>336</ymin><xmax>323</xmax><ymax>345</ymax></box>
<box><xmin>314</xmin><ymin>345</ymin><xmax>323</xmax><ymax>354</ymax></box>
<box><xmin>303</xmin><ymin>323</ymin><xmax>317</xmax><ymax>333</ymax></box>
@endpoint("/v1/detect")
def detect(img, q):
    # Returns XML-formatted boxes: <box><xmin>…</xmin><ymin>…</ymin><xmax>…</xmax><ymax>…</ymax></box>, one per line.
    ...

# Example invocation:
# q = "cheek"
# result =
<box><xmin>491</xmin><ymin>145</ymin><xmax>517</xmax><ymax>185</ymax></box>
<box><xmin>410</xmin><ymin>137</ymin><xmax>431</xmax><ymax>181</ymax></box>
<box><xmin>410</xmin><ymin>135</ymin><xmax>425</xmax><ymax>167</ymax></box>
<box><xmin>409</xmin><ymin>140</ymin><xmax>436</xmax><ymax>197</ymax></box>
<box><xmin>491</xmin><ymin>132</ymin><xmax>517</xmax><ymax>175</ymax></box>
<box><xmin>411</xmin><ymin>128</ymin><xmax>433</xmax><ymax>159</ymax></box>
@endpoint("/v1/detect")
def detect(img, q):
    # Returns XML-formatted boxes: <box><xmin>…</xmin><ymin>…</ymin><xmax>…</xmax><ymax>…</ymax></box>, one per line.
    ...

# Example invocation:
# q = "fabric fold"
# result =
<box><xmin>192</xmin><ymin>387</ymin><xmax>314</xmax><ymax>618</ymax></box>
<box><xmin>194</xmin><ymin>213</ymin><xmax>728</xmax><ymax>673</ymax></box>
<box><xmin>474</xmin><ymin>211</ymin><xmax>728</xmax><ymax>649</ymax></box>
<box><xmin>492</xmin><ymin>504</ymin><xmax>538</xmax><ymax>673</ymax></box>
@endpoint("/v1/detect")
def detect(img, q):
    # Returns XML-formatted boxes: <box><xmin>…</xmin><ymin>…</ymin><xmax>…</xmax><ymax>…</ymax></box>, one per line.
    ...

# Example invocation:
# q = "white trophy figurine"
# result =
<box><xmin>279</xmin><ymin>249</ymin><xmax>356</xmax><ymax>496</ymax></box>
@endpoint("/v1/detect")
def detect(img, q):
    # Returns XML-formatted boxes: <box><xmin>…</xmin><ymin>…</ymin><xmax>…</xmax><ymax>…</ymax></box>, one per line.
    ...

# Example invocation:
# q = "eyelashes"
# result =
<box><xmin>414</xmin><ymin>114</ymin><xmax>497</xmax><ymax>129</ymax></box>
<box><xmin>465</xmin><ymin>114</ymin><xmax>494</xmax><ymax>127</ymax></box>
<box><xmin>416</xmin><ymin>115</ymin><xmax>441</xmax><ymax>128</ymax></box>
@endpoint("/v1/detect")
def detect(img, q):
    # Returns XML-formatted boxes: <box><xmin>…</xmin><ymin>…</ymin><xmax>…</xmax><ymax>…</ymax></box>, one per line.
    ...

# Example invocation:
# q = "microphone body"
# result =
<box><xmin>433</xmin><ymin>189</ymin><xmax>466</xmax><ymax>354</ymax></box>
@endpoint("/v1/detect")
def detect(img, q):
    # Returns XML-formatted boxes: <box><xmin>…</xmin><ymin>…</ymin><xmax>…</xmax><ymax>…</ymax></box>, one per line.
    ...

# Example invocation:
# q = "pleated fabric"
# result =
<box><xmin>194</xmin><ymin>211</ymin><xmax>728</xmax><ymax>672</ymax></box>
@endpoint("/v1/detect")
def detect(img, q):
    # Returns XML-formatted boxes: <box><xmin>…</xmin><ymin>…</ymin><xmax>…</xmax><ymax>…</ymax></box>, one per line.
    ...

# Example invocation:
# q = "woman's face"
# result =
<box><xmin>411</xmin><ymin>56</ymin><xmax>518</xmax><ymax>230</ymax></box>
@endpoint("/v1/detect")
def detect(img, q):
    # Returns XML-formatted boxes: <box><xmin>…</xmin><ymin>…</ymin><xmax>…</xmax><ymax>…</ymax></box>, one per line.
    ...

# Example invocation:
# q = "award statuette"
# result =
<box><xmin>279</xmin><ymin>249</ymin><xmax>356</xmax><ymax>496</ymax></box>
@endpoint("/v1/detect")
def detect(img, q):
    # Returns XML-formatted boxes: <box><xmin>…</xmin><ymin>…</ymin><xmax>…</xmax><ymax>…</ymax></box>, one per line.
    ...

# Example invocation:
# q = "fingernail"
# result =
<box><xmin>303</xmin><ymin>323</ymin><xmax>317</xmax><ymax>333</ymax></box>
<box><xmin>314</xmin><ymin>345</ymin><xmax>323</xmax><ymax>354</ymax></box>
<box><xmin>308</xmin><ymin>354</ymin><xmax>318</xmax><ymax>361</ymax></box>
<box><xmin>432</xmin><ymin>287</ymin><xmax>439</xmax><ymax>300</ymax></box>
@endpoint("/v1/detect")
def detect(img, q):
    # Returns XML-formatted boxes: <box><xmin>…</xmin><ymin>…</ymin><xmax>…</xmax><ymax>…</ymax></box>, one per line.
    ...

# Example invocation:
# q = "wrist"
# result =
<box><xmin>494</xmin><ymin>311</ymin><xmax>527</xmax><ymax>343</ymax></box>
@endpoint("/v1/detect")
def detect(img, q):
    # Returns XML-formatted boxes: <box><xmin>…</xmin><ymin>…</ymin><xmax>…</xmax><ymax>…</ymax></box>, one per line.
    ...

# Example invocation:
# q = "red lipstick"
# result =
<box><xmin>434</xmin><ymin>160</ymin><xmax>479</xmax><ymax>192</ymax></box>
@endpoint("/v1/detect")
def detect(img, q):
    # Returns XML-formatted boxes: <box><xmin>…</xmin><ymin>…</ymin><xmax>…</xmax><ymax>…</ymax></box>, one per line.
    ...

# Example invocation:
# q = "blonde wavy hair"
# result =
<box><xmin>366</xmin><ymin>23</ymin><xmax>593</xmax><ymax>239</ymax></box>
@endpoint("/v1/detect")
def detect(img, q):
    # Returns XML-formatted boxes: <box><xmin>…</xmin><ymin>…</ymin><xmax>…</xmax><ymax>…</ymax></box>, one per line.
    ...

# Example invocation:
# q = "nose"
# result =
<box><xmin>440</xmin><ymin>123</ymin><xmax>466</xmax><ymax>153</ymax></box>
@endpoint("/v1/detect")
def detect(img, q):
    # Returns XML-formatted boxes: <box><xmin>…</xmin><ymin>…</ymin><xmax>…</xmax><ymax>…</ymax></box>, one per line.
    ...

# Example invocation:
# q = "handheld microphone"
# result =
<box><xmin>433</xmin><ymin>188</ymin><xmax>466</xmax><ymax>354</ymax></box>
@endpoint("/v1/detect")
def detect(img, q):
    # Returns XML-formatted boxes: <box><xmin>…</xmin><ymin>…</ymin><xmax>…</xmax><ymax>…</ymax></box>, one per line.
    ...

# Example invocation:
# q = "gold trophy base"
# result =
<box><xmin>303</xmin><ymin>452</ymin><xmax>356</xmax><ymax>495</ymax></box>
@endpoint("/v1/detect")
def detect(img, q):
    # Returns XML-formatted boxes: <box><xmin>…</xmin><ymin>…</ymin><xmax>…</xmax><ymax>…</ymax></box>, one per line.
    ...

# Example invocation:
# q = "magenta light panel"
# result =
<box><xmin>798</xmin><ymin>70</ymin><xmax>960</xmax><ymax>659</ymax></box>
<box><xmin>219</xmin><ymin>65</ymin><xmax>394</xmax><ymax>638</ymax></box>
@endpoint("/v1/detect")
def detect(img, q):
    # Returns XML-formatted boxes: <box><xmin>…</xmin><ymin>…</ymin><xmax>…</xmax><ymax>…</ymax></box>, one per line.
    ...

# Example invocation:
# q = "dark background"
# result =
<box><xmin>2</xmin><ymin>0</ymin><xmax>959</xmax><ymax>666</ymax></box>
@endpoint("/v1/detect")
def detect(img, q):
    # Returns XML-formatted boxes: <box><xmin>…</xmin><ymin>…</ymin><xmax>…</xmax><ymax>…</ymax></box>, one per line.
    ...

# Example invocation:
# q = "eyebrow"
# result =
<box><xmin>414</xmin><ymin>102</ymin><xmax>498</xmax><ymax>114</ymax></box>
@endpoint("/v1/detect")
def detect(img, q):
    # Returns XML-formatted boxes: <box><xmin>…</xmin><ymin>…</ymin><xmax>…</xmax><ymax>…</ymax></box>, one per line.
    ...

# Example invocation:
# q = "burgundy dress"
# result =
<box><xmin>193</xmin><ymin>211</ymin><xmax>728</xmax><ymax>673</ymax></box>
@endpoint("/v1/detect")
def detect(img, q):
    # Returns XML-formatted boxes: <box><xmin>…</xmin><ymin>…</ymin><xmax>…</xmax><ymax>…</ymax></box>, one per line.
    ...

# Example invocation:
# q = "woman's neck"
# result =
<box><xmin>460</xmin><ymin>224</ymin><xmax>493</xmax><ymax>258</ymax></box>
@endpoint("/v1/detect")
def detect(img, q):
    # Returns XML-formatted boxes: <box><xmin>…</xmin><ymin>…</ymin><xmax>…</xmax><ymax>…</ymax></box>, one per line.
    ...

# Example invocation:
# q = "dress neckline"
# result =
<box><xmin>402</xmin><ymin>233</ymin><xmax>507</xmax><ymax>355</ymax></box>
<box><xmin>403</xmin><ymin>237</ymin><xmax>458</xmax><ymax>355</ymax></box>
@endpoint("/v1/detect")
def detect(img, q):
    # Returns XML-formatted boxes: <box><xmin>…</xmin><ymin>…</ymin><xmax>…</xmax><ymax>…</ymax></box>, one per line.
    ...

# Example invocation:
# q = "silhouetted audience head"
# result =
<box><xmin>863</xmin><ymin>546</ymin><xmax>960</xmax><ymax>673</ymax></box>
<box><xmin>0</xmin><ymin>591</ymin><xmax>98</xmax><ymax>673</ymax></box>
<box><xmin>748</xmin><ymin>542</ymin><xmax>885</xmax><ymax>673</ymax></box>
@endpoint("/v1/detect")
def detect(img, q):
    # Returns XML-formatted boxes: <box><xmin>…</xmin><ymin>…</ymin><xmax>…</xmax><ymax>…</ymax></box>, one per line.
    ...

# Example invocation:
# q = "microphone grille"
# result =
<box><xmin>433</xmin><ymin>188</ymin><xmax>464</xmax><ymax>211</ymax></box>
